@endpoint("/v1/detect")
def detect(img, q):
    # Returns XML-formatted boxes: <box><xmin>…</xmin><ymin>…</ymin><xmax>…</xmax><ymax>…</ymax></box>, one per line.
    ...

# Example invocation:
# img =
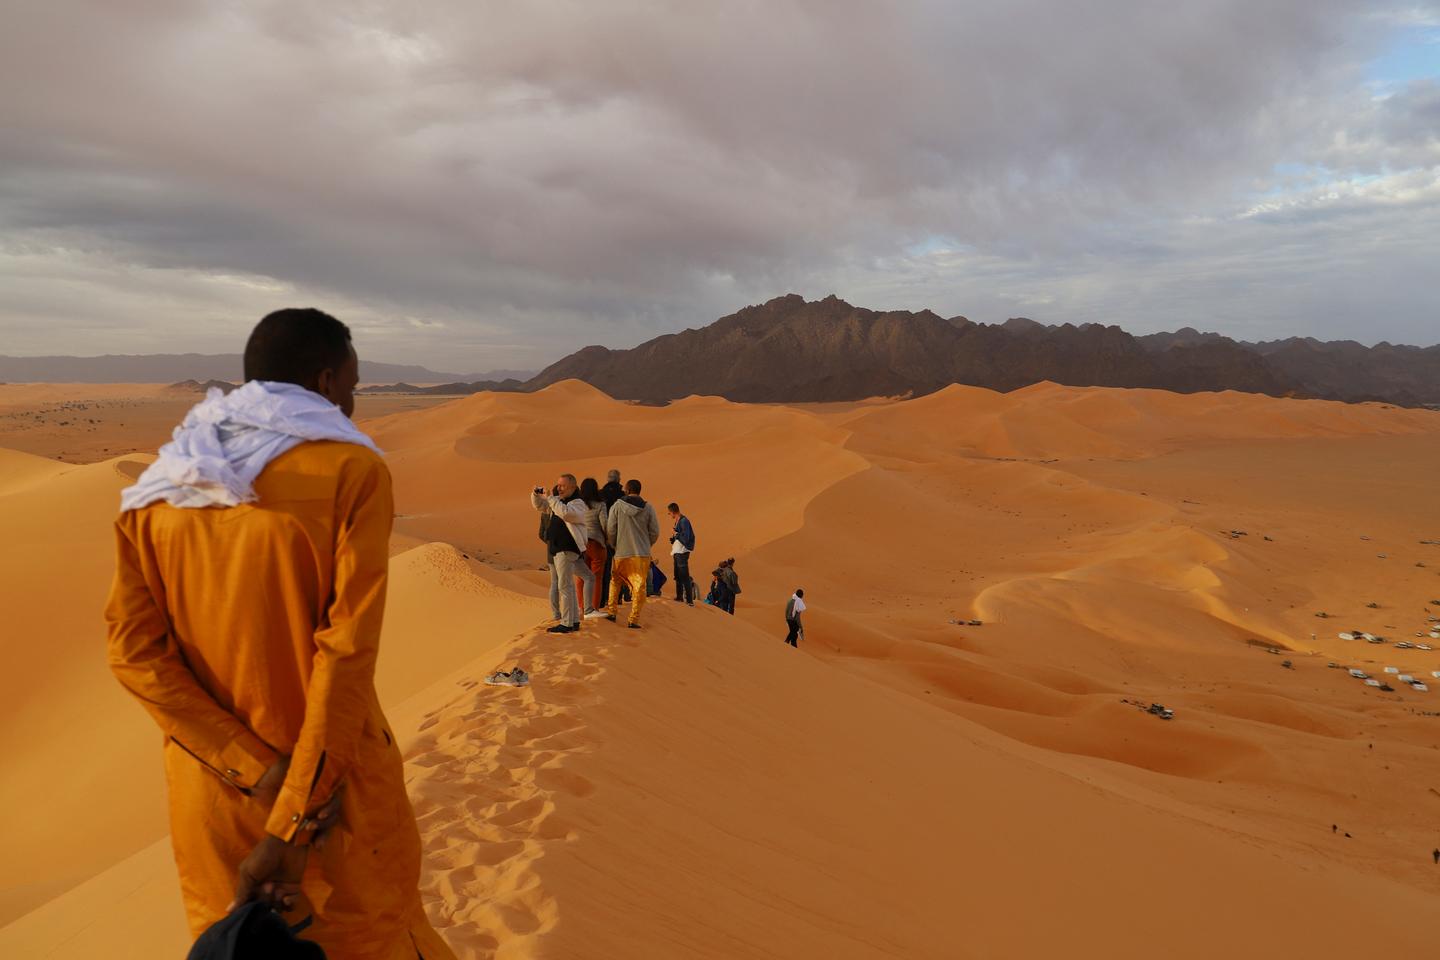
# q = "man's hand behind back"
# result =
<box><xmin>229</xmin><ymin>834</ymin><xmax>307</xmax><ymax>914</ymax></box>
<box><xmin>232</xmin><ymin>757</ymin><xmax>345</xmax><ymax>914</ymax></box>
<box><xmin>250</xmin><ymin>756</ymin><xmax>344</xmax><ymax>846</ymax></box>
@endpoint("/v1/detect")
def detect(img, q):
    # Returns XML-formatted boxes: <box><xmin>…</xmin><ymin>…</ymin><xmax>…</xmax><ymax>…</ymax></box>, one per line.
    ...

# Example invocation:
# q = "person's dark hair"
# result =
<box><xmin>795</xmin><ymin>588</ymin><xmax>804</xmax><ymax>598</ymax></box>
<box><xmin>625</xmin><ymin>479</ymin><xmax>642</xmax><ymax>494</ymax></box>
<box><xmin>579</xmin><ymin>477</ymin><xmax>601</xmax><ymax>505</ymax></box>
<box><xmin>667</xmin><ymin>502</ymin><xmax>680</xmax><ymax>513</ymax></box>
<box><xmin>243</xmin><ymin>308</ymin><xmax>352</xmax><ymax>385</ymax></box>
<box><xmin>712</xmin><ymin>569</ymin><xmax>724</xmax><ymax>577</ymax></box>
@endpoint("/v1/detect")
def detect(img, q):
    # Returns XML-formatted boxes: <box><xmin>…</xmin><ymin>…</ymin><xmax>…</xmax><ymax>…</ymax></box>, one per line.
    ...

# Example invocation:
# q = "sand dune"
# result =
<box><xmin>4</xmin><ymin>380</ymin><xmax>1440</xmax><ymax>955</ymax></box>
<box><xmin>0</xmin><ymin>485</ymin><xmax>540</xmax><ymax>926</ymax></box>
<box><xmin>0</xmin><ymin>383</ymin><xmax>458</xmax><ymax>464</ymax></box>
<box><xmin>10</xmin><ymin>603</ymin><xmax>1440</xmax><ymax>957</ymax></box>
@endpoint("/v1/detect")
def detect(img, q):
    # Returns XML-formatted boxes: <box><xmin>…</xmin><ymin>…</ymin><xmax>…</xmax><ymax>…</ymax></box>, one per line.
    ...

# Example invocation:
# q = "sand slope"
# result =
<box><xmin>0</xmin><ymin>472</ymin><xmax>541</xmax><ymax>927</ymax></box>
<box><xmin>9</xmin><ymin>601</ymin><xmax>1439</xmax><ymax>957</ymax></box>
<box><xmin>4</xmin><ymin>380</ymin><xmax>1440</xmax><ymax>955</ymax></box>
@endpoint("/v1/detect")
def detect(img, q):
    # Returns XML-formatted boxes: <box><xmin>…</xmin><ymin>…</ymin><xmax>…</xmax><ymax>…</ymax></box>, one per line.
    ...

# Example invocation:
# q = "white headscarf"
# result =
<box><xmin>120</xmin><ymin>380</ymin><xmax>380</xmax><ymax>512</ymax></box>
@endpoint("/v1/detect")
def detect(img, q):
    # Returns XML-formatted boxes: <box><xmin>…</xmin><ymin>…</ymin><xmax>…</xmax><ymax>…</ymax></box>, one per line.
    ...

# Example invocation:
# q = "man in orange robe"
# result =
<box><xmin>105</xmin><ymin>309</ymin><xmax>455</xmax><ymax>959</ymax></box>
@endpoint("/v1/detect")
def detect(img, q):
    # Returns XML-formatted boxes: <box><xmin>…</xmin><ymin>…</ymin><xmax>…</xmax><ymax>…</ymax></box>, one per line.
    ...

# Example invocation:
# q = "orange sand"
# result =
<box><xmin>3</xmin><ymin>380</ymin><xmax>1440</xmax><ymax>956</ymax></box>
<box><xmin>0</xmin><ymin>384</ymin><xmax>455</xmax><ymax>464</ymax></box>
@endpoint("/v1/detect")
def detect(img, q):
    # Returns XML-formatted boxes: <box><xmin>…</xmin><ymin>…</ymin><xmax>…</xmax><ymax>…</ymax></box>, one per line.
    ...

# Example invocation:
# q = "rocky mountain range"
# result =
<box><xmin>523</xmin><ymin>294</ymin><xmax>1439</xmax><ymax>407</ymax></box>
<box><xmin>10</xmin><ymin>299</ymin><xmax>1432</xmax><ymax>406</ymax></box>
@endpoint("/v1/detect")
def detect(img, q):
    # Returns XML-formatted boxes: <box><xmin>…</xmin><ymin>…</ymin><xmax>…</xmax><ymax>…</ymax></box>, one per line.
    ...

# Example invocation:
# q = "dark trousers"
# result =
<box><xmin>673</xmin><ymin>553</ymin><xmax>694</xmax><ymax>603</ymax></box>
<box><xmin>785</xmin><ymin>619</ymin><xmax>801</xmax><ymax>646</ymax></box>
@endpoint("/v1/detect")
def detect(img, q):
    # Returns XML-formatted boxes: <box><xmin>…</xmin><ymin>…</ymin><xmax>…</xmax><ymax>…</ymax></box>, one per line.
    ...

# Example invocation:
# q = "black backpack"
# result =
<box><xmin>187</xmin><ymin>904</ymin><xmax>325</xmax><ymax>960</ymax></box>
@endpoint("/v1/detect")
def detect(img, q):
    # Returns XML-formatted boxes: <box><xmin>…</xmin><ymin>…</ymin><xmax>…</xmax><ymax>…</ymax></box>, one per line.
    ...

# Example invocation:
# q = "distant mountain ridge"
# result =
<box><xmin>8</xmin><ymin>302</ymin><xmax>1434</xmax><ymax>406</ymax></box>
<box><xmin>524</xmin><ymin>294</ymin><xmax>1439</xmax><ymax>406</ymax></box>
<box><xmin>0</xmin><ymin>353</ymin><xmax>532</xmax><ymax>385</ymax></box>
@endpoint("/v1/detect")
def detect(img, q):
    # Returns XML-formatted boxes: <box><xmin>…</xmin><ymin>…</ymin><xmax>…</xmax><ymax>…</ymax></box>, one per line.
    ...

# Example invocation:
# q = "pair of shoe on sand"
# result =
<box><xmin>484</xmin><ymin>667</ymin><xmax>529</xmax><ymax>687</ymax></box>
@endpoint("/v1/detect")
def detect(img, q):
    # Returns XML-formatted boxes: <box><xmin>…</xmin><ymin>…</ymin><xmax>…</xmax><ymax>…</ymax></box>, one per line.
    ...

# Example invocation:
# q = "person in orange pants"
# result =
<box><xmin>104</xmin><ymin>309</ymin><xmax>456</xmax><ymax>960</ymax></box>
<box><xmin>607</xmin><ymin>555</ymin><xmax>651</xmax><ymax>626</ymax></box>
<box><xmin>573</xmin><ymin>477</ymin><xmax>610</xmax><ymax>617</ymax></box>
<box><xmin>604</xmin><ymin>478</ymin><xmax>659</xmax><ymax>628</ymax></box>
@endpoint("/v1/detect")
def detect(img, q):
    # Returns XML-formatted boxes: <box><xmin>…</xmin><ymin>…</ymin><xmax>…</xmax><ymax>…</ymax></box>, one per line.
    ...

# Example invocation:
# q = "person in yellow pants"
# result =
<box><xmin>105</xmin><ymin>309</ymin><xmax>456</xmax><ymax>960</ymax></box>
<box><xmin>604</xmin><ymin>478</ymin><xmax>660</xmax><ymax>628</ymax></box>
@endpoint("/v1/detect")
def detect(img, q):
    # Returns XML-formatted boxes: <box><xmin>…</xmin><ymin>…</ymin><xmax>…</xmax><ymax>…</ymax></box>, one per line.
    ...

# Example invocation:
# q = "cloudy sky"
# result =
<box><xmin>2</xmin><ymin>1</ymin><xmax>1437</xmax><ymax>372</ymax></box>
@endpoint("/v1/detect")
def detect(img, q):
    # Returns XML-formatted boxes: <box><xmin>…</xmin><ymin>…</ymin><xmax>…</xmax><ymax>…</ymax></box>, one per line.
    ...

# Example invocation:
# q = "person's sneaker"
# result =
<box><xmin>546</xmin><ymin>624</ymin><xmax>577</xmax><ymax>633</ymax></box>
<box><xmin>509</xmin><ymin>668</ymin><xmax>530</xmax><ymax>687</ymax></box>
<box><xmin>483</xmin><ymin>670</ymin><xmax>512</xmax><ymax>686</ymax></box>
<box><xmin>584</xmin><ymin>610</ymin><xmax>609</xmax><ymax>620</ymax></box>
<box><xmin>628</xmin><ymin>623</ymin><xmax>642</xmax><ymax>630</ymax></box>
<box><xmin>605</xmin><ymin>614</ymin><xmax>617</xmax><ymax>622</ymax></box>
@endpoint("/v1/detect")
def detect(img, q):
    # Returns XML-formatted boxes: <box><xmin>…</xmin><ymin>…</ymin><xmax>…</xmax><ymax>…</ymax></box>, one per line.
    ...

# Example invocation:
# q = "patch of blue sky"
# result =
<box><xmin>1251</xmin><ymin>163</ymin><xmax>1387</xmax><ymax>209</ymax></box>
<box><xmin>1366</xmin><ymin>24</ymin><xmax>1440</xmax><ymax>92</ymax></box>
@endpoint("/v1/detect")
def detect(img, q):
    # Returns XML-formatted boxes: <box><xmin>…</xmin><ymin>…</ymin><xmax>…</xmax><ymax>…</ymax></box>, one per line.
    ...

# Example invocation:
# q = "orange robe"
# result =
<box><xmin>105</xmin><ymin>441</ymin><xmax>454</xmax><ymax>960</ymax></box>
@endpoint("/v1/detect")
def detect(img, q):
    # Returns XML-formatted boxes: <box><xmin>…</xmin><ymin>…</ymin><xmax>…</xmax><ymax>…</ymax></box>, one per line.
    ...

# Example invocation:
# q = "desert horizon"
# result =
<box><xmin>3</xmin><ymin>374</ymin><xmax>1439</xmax><ymax>956</ymax></box>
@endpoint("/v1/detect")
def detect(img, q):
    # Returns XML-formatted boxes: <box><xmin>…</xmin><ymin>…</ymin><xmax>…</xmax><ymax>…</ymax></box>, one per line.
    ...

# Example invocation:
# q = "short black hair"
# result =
<box><xmin>795</xmin><ymin>588</ymin><xmax>804</xmax><ymax>598</ymax></box>
<box><xmin>625</xmin><ymin>479</ymin><xmax>642</xmax><ymax>494</ymax></box>
<box><xmin>243</xmin><ymin>308</ymin><xmax>353</xmax><ymax>385</ymax></box>
<box><xmin>667</xmin><ymin>502</ymin><xmax>680</xmax><ymax>512</ymax></box>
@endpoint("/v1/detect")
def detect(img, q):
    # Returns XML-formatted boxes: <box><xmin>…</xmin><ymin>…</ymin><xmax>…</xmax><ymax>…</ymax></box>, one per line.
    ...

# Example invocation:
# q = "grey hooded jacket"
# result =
<box><xmin>607</xmin><ymin>495</ymin><xmax>660</xmax><ymax>559</ymax></box>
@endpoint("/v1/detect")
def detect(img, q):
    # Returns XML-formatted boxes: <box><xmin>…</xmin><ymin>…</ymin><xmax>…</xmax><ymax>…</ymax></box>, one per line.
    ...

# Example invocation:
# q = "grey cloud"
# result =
<box><xmin>0</xmin><ymin>0</ymin><xmax>1435</xmax><ymax>367</ymax></box>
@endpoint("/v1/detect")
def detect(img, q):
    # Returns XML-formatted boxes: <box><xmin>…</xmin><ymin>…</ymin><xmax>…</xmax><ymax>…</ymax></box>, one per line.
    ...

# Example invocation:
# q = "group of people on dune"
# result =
<box><xmin>531</xmin><ymin>471</ymin><xmax>744</xmax><ymax>630</ymax></box>
<box><xmin>102</xmin><ymin>309</ymin><xmax>805</xmax><ymax>958</ymax></box>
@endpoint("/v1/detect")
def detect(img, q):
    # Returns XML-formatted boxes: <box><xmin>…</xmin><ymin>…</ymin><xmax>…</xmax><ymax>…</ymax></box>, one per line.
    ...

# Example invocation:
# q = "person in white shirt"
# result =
<box><xmin>784</xmin><ymin>589</ymin><xmax>806</xmax><ymax>647</ymax></box>
<box><xmin>667</xmin><ymin>502</ymin><xmax>696</xmax><ymax>606</ymax></box>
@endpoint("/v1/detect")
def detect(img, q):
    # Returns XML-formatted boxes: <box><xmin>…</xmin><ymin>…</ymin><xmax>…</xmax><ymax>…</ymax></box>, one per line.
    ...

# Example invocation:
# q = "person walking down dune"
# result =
<box><xmin>532</xmin><ymin>473</ymin><xmax>591</xmax><ymax>634</ymax></box>
<box><xmin>606</xmin><ymin>479</ymin><xmax>660</xmax><ymax>628</ymax></box>
<box><xmin>719</xmin><ymin>558</ymin><xmax>741</xmax><ymax>614</ymax></box>
<box><xmin>104</xmin><ymin>309</ymin><xmax>456</xmax><ymax>958</ymax></box>
<box><xmin>668</xmin><ymin>502</ymin><xmax>696</xmax><ymax>606</ymax></box>
<box><xmin>785</xmin><ymin>588</ymin><xmax>806</xmax><ymax>647</ymax></box>
<box><xmin>574</xmin><ymin>477</ymin><xmax>610</xmax><ymax>620</ymax></box>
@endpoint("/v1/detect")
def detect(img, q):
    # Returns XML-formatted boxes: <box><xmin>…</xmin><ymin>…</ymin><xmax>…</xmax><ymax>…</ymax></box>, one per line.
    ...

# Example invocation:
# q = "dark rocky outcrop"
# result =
<box><xmin>524</xmin><ymin>294</ymin><xmax>1314</xmax><ymax>404</ymax></box>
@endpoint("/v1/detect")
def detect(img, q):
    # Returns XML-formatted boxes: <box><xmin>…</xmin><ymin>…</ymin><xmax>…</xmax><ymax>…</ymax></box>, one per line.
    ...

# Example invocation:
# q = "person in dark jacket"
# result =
<box><xmin>705</xmin><ymin>568</ymin><xmax>734</xmax><ymax>612</ymax></box>
<box><xmin>601</xmin><ymin>469</ymin><xmax>624</xmax><ymax>507</ymax></box>
<box><xmin>718</xmin><ymin>558</ymin><xmax>740</xmax><ymax>614</ymax></box>
<box><xmin>531</xmin><ymin>474</ymin><xmax>589</xmax><ymax>633</ymax></box>
<box><xmin>668</xmin><ymin>502</ymin><xmax>696</xmax><ymax>605</ymax></box>
<box><xmin>600</xmin><ymin>468</ymin><xmax>625</xmax><ymax>601</ymax></box>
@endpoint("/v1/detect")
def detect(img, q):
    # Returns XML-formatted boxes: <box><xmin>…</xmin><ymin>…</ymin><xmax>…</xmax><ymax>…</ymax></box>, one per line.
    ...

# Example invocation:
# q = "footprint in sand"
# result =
<box><xmin>404</xmin><ymin>622</ymin><xmax>614</xmax><ymax>957</ymax></box>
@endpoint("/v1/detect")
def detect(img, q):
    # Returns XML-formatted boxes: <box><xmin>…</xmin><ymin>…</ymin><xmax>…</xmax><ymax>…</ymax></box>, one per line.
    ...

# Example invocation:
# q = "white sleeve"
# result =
<box><xmin>550</xmin><ymin>496</ymin><xmax>590</xmax><ymax>524</ymax></box>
